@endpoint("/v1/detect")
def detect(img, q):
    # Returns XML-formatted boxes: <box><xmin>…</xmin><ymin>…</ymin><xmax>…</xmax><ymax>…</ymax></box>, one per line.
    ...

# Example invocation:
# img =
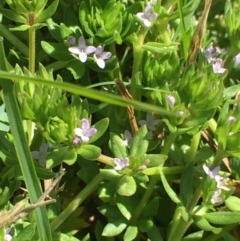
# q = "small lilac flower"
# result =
<box><xmin>136</xmin><ymin>2</ymin><xmax>158</xmax><ymax>27</ymax></box>
<box><xmin>32</xmin><ymin>143</ymin><xmax>50</xmax><ymax>167</ymax></box>
<box><xmin>74</xmin><ymin>118</ymin><xmax>97</xmax><ymax>143</ymax></box>
<box><xmin>204</xmin><ymin>46</ymin><xmax>217</xmax><ymax>63</ymax></box>
<box><xmin>68</xmin><ymin>36</ymin><xmax>96</xmax><ymax>63</ymax></box>
<box><xmin>211</xmin><ymin>189</ymin><xmax>222</xmax><ymax>204</ymax></box>
<box><xmin>139</xmin><ymin>112</ymin><xmax>160</xmax><ymax>131</ymax></box>
<box><xmin>113</xmin><ymin>157</ymin><xmax>129</xmax><ymax>170</ymax></box>
<box><xmin>228</xmin><ymin>116</ymin><xmax>236</xmax><ymax>123</ymax></box>
<box><xmin>203</xmin><ymin>164</ymin><xmax>220</xmax><ymax>179</ymax></box>
<box><xmin>123</xmin><ymin>130</ymin><xmax>132</xmax><ymax>148</ymax></box>
<box><xmin>94</xmin><ymin>46</ymin><xmax>112</xmax><ymax>69</ymax></box>
<box><xmin>4</xmin><ymin>228</ymin><xmax>12</xmax><ymax>241</ymax></box>
<box><xmin>215</xmin><ymin>175</ymin><xmax>230</xmax><ymax>191</ymax></box>
<box><xmin>167</xmin><ymin>95</ymin><xmax>175</xmax><ymax>108</ymax></box>
<box><xmin>234</xmin><ymin>53</ymin><xmax>240</xmax><ymax>68</ymax></box>
<box><xmin>212</xmin><ymin>58</ymin><xmax>226</xmax><ymax>74</ymax></box>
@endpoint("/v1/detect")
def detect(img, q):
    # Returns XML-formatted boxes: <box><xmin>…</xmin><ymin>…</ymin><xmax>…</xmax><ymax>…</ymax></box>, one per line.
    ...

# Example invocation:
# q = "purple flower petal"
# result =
<box><xmin>81</xmin><ymin>118</ymin><xmax>90</xmax><ymax>130</ymax></box>
<box><xmin>95</xmin><ymin>46</ymin><xmax>103</xmax><ymax>55</ymax></box>
<box><xmin>78</xmin><ymin>36</ymin><xmax>86</xmax><ymax>49</ymax></box>
<box><xmin>212</xmin><ymin>58</ymin><xmax>226</xmax><ymax>73</ymax></box>
<box><xmin>85</xmin><ymin>46</ymin><xmax>96</xmax><ymax>54</ymax></box>
<box><xmin>149</xmin><ymin>13</ymin><xmax>158</xmax><ymax>21</ymax></box>
<box><xmin>101</xmin><ymin>52</ymin><xmax>112</xmax><ymax>60</ymax></box>
<box><xmin>86</xmin><ymin>127</ymin><xmax>97</xmax><ymax>137</ymax></box>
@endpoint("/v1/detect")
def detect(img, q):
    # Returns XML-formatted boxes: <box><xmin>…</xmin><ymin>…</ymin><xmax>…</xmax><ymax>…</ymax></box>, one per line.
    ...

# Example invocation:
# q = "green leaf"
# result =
<box><xmin>0</xmin><ymin>34</ymin><xmax>52</xmax><ymax>241</ymax></box>
<box><xmin>102</xmin><ymin>219</ymin><xmax>127</xmax><ymax>237</ymax></box>
<box><xmin>66</xmin><ymin>59</ymin><xmax>86</xmax><ymax>79</ymax></box>
<box><xmin>146</xmin><ymin>224</ymin><xmax>163</xmax><ymax>241</ymax></box>
<box><xmin>130</xmin><ymin>126</ymin><xmax>148</xmax><ymax>159</ymax></box>
<box><xmin>36</xmin><ymin>0</ymin><xmax>59</xmax><ymax>23</ymax></box>
<box><xmin>109</xmin><ymin>133</ymin><xmax>128</xmax><ymax>159</ymax></box>
<box><xmin>138</xmin><ymin>218</ymin><xmax>154</xmax><ymax>232</ymax></box>
<box><xmin>100</xmin><ymin>168</ymin><xmax>121</xmax><ymax>181</ymax></box>
<box><xmin>35</xmin><ymin>167</ymin><xmax>57</xmax><ymax>179</ymax></box>
<box><xmin>123</xmin><ymin>226</ymin><xmax>138</xmax><ymax>241</ymax></box>
<box><xmin>41</xmin><ymin>41</ymin><xmax>72</xmax><ymax>61</ymax></box>
<box><xmin>98</xmin><ymin>204</ymin><xmax>123</xmax><ymax>219</ymax></box>
<box><xmin>52</xmin><ymin>232</ymin><xmax>80</xmax><ymax>241</ymax></box>
<box><xmin>77</xmin><ymin>144</ymin><xmax>101</xmax><ymax>160</ymax></box>
<box><xmin>221</xmin><ymin>231</ymin><xmax>238</xmax><ymax>241</ymax></box>
<box><xmin>98</xmin><ymin>181</ymin><xmax>116</xmax><ymax>202</ymax></box>
<box><xmin>46</xmin><ymin>148</ymin><xmax>77</xmax><ymax>168</ymax></box>
<box><xmin>203</xmin><ymin>211</ymin><xmax>240</xmax><ymax>225</ymax></box>
<box><xmin>0</xmin><ymin>8</ymin><xmax>27</xmax><ymax>23</ymax></box>
<box><xmin>0</xmin><ymin>71</ymin><xmax>173</xmax><ymax>117</ymax></box>
<box><xmin>143</xmin><ymin>154</ymin><xmax>167</xmax><ymax>168</ymax></box>
<box><xmin>192</xmin><ymin>215</ymin><xmax>221</xmax><ymax>234</ymax></box>
<box><xmin>142</xmin><ymin>42</ymin><xmax>178</xmax><ymax>54</ymax></box>
<box><xmin>141</xmin><ymin>197</ymin><xmax>159</xmax><ymax>218</ymax></box>
<box><xmin>46</xmin><ymin>19</ymin><xmax>62</xmax><ymax>42</ymax></box>
<box><xmin>116</xmin><ymin>194</ymin><xmax>135</xmax><ymax>220</ymax></box>
<box><xmin>9</xmin><ymin>24</ymin><xmax>30</xmax><ymax>31</ymax></box>
<box><xmin>60</xmin><ymin>23</ymin><xmax>73</xmax><ymax>40</ymax></box>
<box><xmin>12</xmin><ymin>224</ymin><xmax>36</xmax><ymax>241</ymax></box>
<box><xmin>160</xmin><ymin>169</ymin><xmax>181</xmax><ymax>204</ymax></box>
<box><xmin>225</xmin><ymin>196</ymin><xmax>240</xmax><ymax>212</ymax></box>
<box><xmin>117</xmin><ymin>175</ymin><xmax>136</xmax><ymax>196</ymax></box>
<box><xmin>89</xmin><ymin>118</ymin><xmax>109</xmax><ymax>143</ymax></box>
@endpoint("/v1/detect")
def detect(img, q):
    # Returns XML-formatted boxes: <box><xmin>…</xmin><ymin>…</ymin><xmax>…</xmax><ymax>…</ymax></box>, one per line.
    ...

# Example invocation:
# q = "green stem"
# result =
<box><xmin>130</xmin><ymin>175</ymin><xmax>158</xmax><ymax>224</ymax></box>
<box><xmin>208</xmin><ymin>118</ymin><xmax>217</xmax><ymax>133</ymax></box>
<box><xmin>184</xmin><ymin>131</ymin><xmax>201</xmax><ymax>164</ymax></box>
<box><xmin>97</xmin><ymin>154</ymin><xmax>113</xmax><ymax>166</ymax></box>
<box><xmin>167</xmin><ymin>207</ymin><xmax>193</xmax><ymax>241</ymax></box>
<box><xmin>50</xmin><ymin>173</ymin><xmax>103</xmax><ymax>231</ymax></box>
<box><xmin>167</xmin><ymin>183</ymin><xmax>202</xmax><ymax>241</ymax></box>
<box><xmin>130</xmin><ymin>28</ymin><xmax>147</xmax><ymax>100</ymax></box>
<box><xmin>211</xmin><ymin>148</ymin><xmax>227</xmax><ymax>168</ymax></box>
<box><xmin>161</xmin><ymin>132</ymin><xmax>178</xmax><ymax>155</ymax></box>
<box><xmin>29</xmin><ymin>25</ymin><xmax>36</xmax><ymax>73</ymax></box>
<box><xmin>0</xmin><ymin>38</ymin><xmax>52</xmax><ymax>241</ymax></box>
<box><xmin>130</xmin><ymin>132</ymin><xmax>178</xmax><ymax>224</ymax></box>
<box><xmin>109</xmin><ymin>43</ymin><xmax>122</xmax><ymax>80</ymax></box>
<box><xmin>28</xmin><ymin>21</ymin><xmax>36</xmax><ymax>143</ymax></box>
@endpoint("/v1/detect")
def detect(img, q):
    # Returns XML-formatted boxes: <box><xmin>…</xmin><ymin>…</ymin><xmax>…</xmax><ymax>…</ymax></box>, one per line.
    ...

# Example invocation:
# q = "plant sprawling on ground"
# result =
<box><xmin>0</xmin><ymin>0</ymin><xmax>240</xmax><ymax>241</ymax></box>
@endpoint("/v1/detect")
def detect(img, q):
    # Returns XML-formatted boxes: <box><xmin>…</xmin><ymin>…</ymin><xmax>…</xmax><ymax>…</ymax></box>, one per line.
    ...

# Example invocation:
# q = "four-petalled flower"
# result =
<box><xmin>136</xmin><ymin>2</ymin><xmax>158</xmax><ymax>27</ymax></box>
<box><xmin>113</xmin><ymin>157</ymin><xmax>129</xmax><ymax>170</ymax></box>
<box><xmin>123</xmin><ymin>130</ymin><xmax>132</xmax><ymax>148</ymax></box>
<box><xmin>74</xmin><ymin>118</ymin><xmax>97</xmax><ymax>144</ymax></box>
<box><xmin>32</xmin><ymin>143</ymin><xmax>50</xmax><ymax>167</ymax></box>
<box><xmin>212</xmin><ymin>58</ymin><xmax>226</xmax><ymax>74</ymax></box>
<box><xmin>139</xmin><ymin>112</ymin><xmax>160</xmax><ymax>138</ymax></box>
<box><xmin>4</xmin><ymin>228</ymin><xmax>12</xmax><ymax>241</ymax></box>
<box><xmin>94</xmin><ymin>46</ymin><xmax>112</xmax><ymax>69</ymax></box>
<box><xmin>68</xmin><ymin>36</ymin><xmax>96</xmax><ymax>63</ymax></box>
